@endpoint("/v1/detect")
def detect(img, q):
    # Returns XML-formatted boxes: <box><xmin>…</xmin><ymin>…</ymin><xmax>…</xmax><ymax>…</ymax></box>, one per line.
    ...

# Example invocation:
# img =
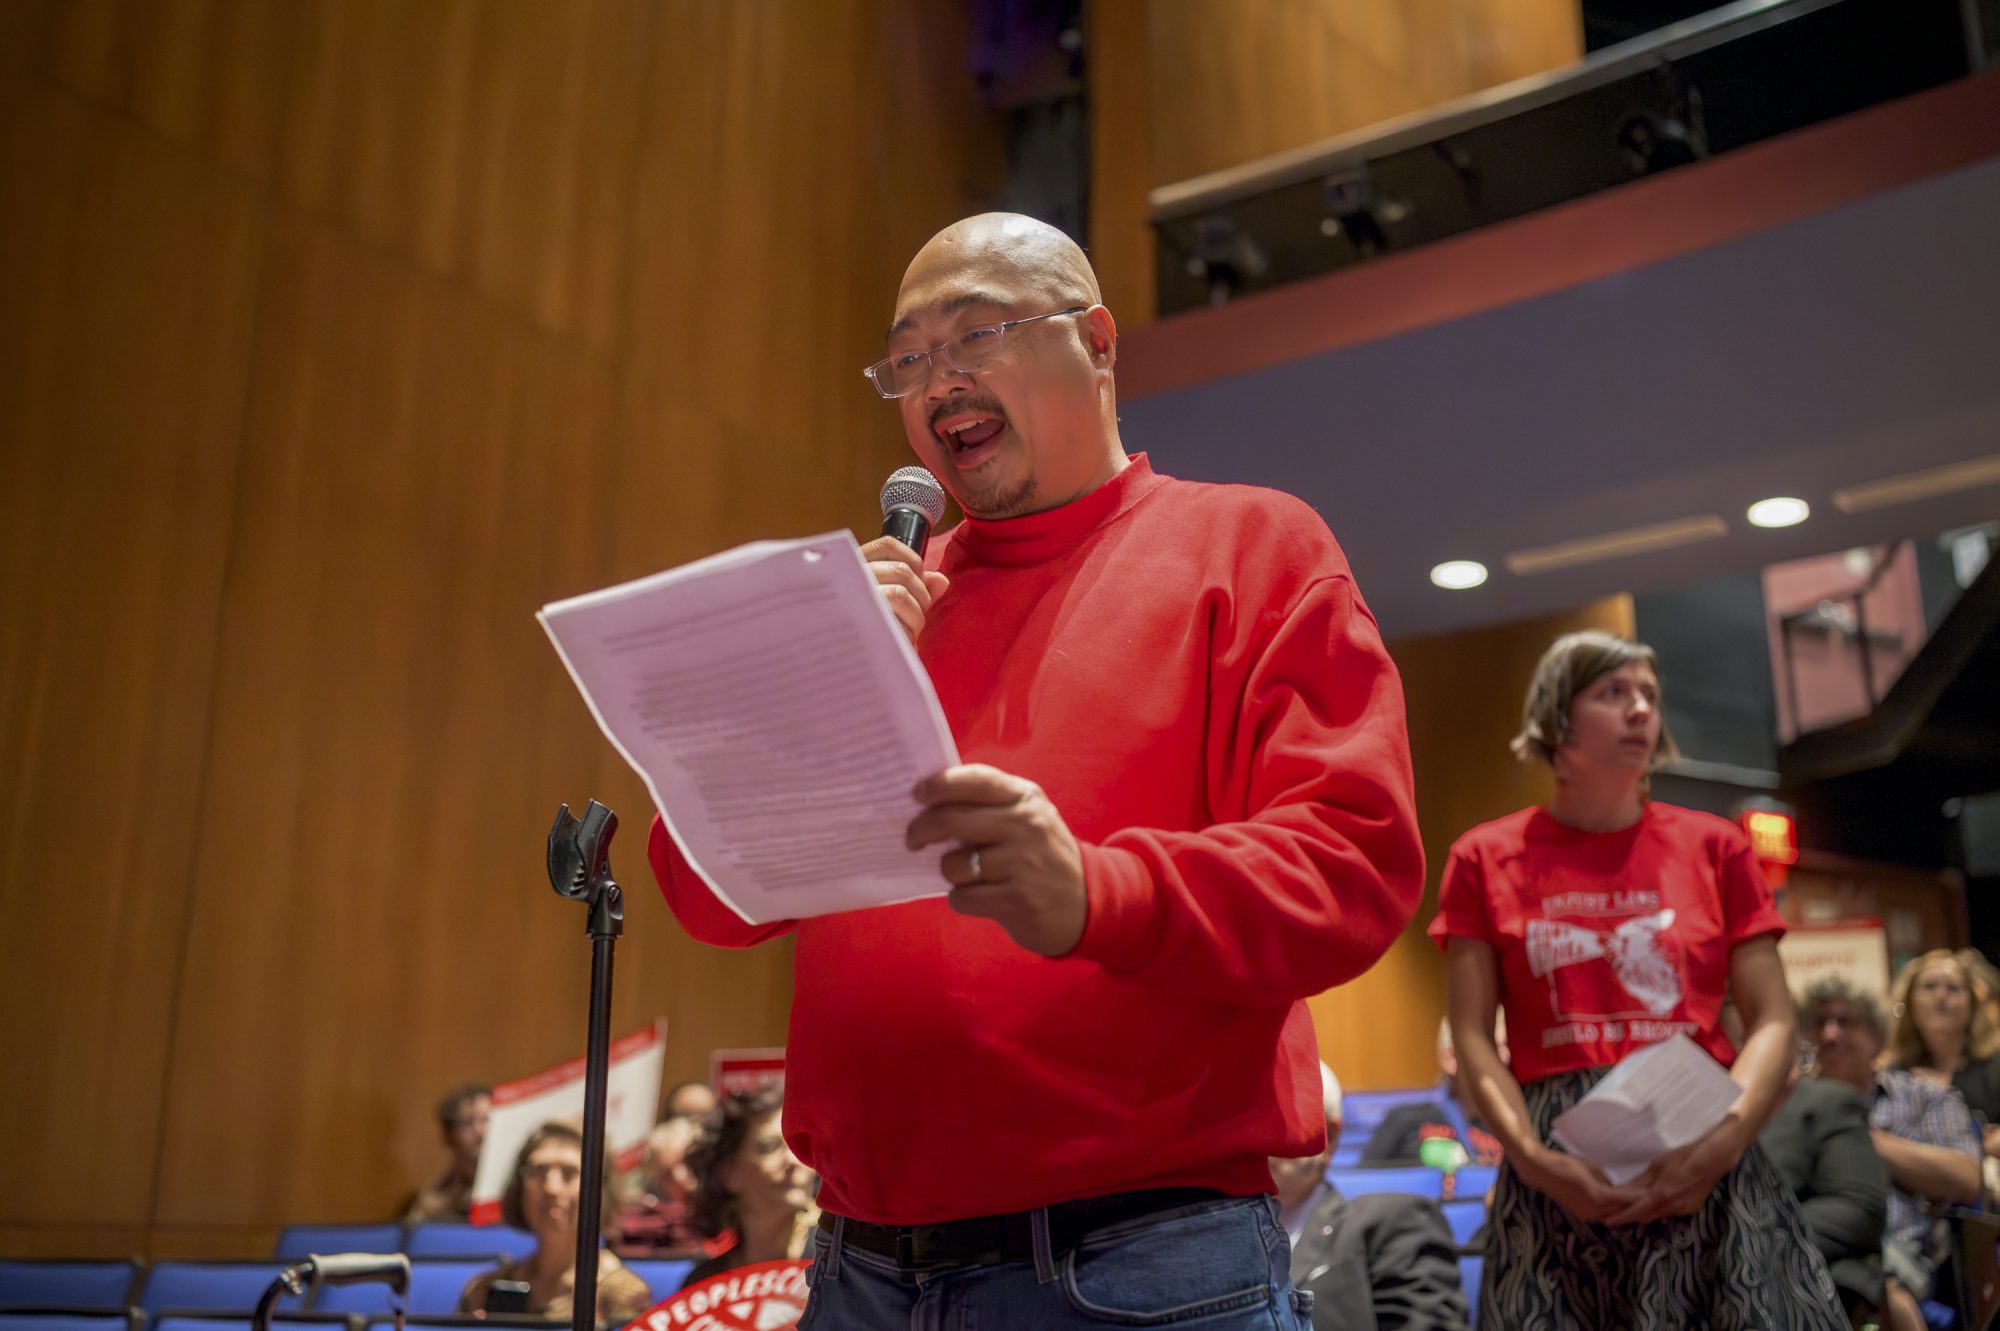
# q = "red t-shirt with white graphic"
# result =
<box><xmin>1428</xmin><ymin>801</ymin><xmax>1786</xmax><ymax>1084</ymax></box>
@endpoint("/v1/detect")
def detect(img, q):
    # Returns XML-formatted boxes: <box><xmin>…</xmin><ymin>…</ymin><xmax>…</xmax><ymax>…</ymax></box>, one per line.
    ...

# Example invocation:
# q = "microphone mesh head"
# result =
<box><xmin>880</xmin><ymin>466</ymin><xmax>947</xmax><ymax>523</ymax></box>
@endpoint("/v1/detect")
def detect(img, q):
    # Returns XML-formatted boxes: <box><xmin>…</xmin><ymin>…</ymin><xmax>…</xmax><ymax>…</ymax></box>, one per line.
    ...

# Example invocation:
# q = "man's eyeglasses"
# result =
<box><xmin>863</xmin><ymin>306</ymin><xmax>1088</xmax><ymax>399</ymax></box>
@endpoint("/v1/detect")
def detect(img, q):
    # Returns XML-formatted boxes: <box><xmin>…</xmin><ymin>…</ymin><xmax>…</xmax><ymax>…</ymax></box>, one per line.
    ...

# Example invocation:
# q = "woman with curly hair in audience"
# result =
<box><xmin>1889</xmin><ymin>948</ymin><xmax>2000</xmax><ymax>1184</ymax></box>
<box><xmin>1432</xmin><ymin>630</ymin><xmax>1843</xmax><ymax>1329</ymax></box>
<box><xmin>458</xmin><ymin>1120</ymin><xmax>653</xmax><ymax>1322</ymax></box>
<box><xmin>677</xmin><ymin>1088</ymin><xmax>817</xmax><ymax>1290</ymax></box>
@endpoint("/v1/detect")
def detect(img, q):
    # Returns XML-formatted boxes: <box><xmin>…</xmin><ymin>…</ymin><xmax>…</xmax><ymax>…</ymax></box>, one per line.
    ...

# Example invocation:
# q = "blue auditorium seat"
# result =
<box><xmin>313</xmin><ymin>1261</ymin><xmax>488</xmax><ymax>1317</ymax></box>
<box><xmin>0</xmin><ymin>1314</ymin><xmax>140</xmax><ymax>1331</ymax></box>
<box><xmin>620</xmin><ymin>1259</ymin><xmax>693</xmax><ymax>1299</ymax></box>
<box><xmin>153</xmin><ymin>1315</ymin><xmax>355</xmax><ymax>1331</ymax></box>
<box><xmin>399</xmin><ymin>1226</ymin><xmax>536</xmax><ymax>1262</ymax></box>
<box><xmin>0</xmin><ymin>1261</ymin><xmax>140</xmax><ymax>1308</ymax></box>
<box><xmin>275</xmin><ymin>1226</ymin><xmax>403</xmax><ymax>1261</ymax></box>
<box><xmin>1326</xmin><ymin>1165</ymin><xmax>1443</xmax><ymax>1200</ymax></box>
<box><xmin>1441</xmin><ymin>1199</ymin><xmax>1486</xmax><ymax>1249</ymax></box>
<box><xmin>1461</xmin><ymin>1255</ymin><xmax>1484</xmax><ymax>1327</ymax></box>
<box><xmin>1339</xmin><ymin>1088</ymin><xmax>1436</xmax><ymax>1132</ymax></box>
<box><xmin>138</xmin><ymin>1264</ymin><xmax>302</xmax><ymax>1314</ymax></box>
<box><xmin>1455</xmin><ymin>1164</ymin><xmax>1499</xmax><ymax>1199</ymax></box>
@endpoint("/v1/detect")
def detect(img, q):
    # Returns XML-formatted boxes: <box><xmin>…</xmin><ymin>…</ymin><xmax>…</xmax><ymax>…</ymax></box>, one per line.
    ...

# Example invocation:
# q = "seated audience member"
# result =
<box><xmin>1967</xmin><ymin>951</ymin><xmax>2000</xmax><ymax>1047</ymax></box>
<box><xmin>1803</xmin><ymin>975</ymin><xmax>1981</xmax><ymax>1331</ymax></box>
<box><xmin>459</xmin><ymin>1120</ymin><xmax>653</xmax><ymax>1322</ymax></box>
<box><xmin>616</xmin><ymin>1114</ymin><xmax>709</xmax><ymax>1253</ymax></box>
<box><xmin>1888</xmin><ymin>950</ymin><xmax>2000</xmax><ymax>1166</ymax></box>
<box><xmin>1758</xmin><ymin>1037</ymin><xmax>1890</xmax><ymax>1318</ymax></box>
<box><xmin>678</xmin><ymin>1089</ymin><xmax>817</xmax><ymax>1290</ymax></box>
<box><xmin>403</xmin><ymin>1083</ymin><xmax>490</xmax><ymax>1224</ymax></box>
<box><xmin>663</xmin><ymin>1079</ymin><xmax>720</xmax><ymax>1123</ymax></box>
<box><xmin>1362</xmin><ymin>1015</ymin><xmax>1506</xmax><ymax>1169</ymax></box>
<box><xmin>1278</xmin><ymin>1061</ymin><xmax>1469</xmax><ymax>1331</ymax></box>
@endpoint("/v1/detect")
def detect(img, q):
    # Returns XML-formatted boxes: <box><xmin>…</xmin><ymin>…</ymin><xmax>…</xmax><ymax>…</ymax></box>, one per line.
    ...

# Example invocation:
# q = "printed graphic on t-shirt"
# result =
<box><xmin>1524</xmin><ymin>888</ymin><xmax>1697</xmax><ymax>1050</ymax></box>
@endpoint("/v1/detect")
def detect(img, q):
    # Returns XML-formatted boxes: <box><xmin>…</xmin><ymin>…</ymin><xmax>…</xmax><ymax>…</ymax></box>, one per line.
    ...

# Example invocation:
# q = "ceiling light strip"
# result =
<box><xmin>1830</xmin><ymin>452</ymin><xmax>2000</xmax><ymax>514</ymax></box>
<box><xmin>1504</xmin><ymin>514</ymin><xmax>1728</xmax><ymax>576</ymax></box>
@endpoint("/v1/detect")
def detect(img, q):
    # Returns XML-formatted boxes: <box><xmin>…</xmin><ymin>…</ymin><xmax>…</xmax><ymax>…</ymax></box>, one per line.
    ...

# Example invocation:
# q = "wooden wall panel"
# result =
<box><xmin>150</xmin><ymin>215</ymin><xmax>635</xmax><ymax>1225</ymax></box>
<box><xmin>276</xmin><ymin>0</ymin><xmax>650</xmax><ymax>351</ymax></box>
<box><xmin>0</xmin><ymin>81</ymin><xmax>264</xmax><ymax>1225</ymax></box>
<box><xmin>1146</xmin><ymin>0</ymin><xmax>1583</xmax><ymax>187</ymax></box>
<box><xmin>27</xmin><ymin>0</ymin><xmax>650</xmax><ymax>349</ymax></box>
<box><xmin>3</xmin><ymin>0</ymin><xmax>1000</xmax><ymax>1251</ymax></box>
<box><xmin>1309</xmin><ymin>597</ymin><xmax>1635</xmax><ymax>1090</ymax></box>
<box><xmin>614</xmin><ymin>0</ymin><xmax>1004</xmax><ymax>571</ymax></box>
<box><xmin>147</xmin><ymin>199</ymin><xmax>830</xmax><ymax>1225</ymax></box>
<box><xmin>1086</xmin><ymin>0</ymin><xmax>1157</xmax><ymax>328</ymax></box>
<box><xmin>32</xmin><ymin>0</ymin><xmax>297</xmax><ymax>182</ymax></box>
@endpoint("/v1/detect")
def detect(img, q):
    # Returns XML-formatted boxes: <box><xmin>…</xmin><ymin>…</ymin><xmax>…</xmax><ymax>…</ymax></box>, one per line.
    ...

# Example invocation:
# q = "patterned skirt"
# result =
<box><xmin>1481</xmin><ymin>1067</ymin><xmax>1847</xmax><ymax>1331</ymax></box>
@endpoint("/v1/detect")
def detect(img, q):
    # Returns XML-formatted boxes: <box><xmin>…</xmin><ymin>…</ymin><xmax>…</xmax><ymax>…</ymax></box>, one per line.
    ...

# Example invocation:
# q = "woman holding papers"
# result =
<box><xmin>1430</xmin><ymin>631</ymin><xmax>1843</xmax><ymax>1329</ymax></box>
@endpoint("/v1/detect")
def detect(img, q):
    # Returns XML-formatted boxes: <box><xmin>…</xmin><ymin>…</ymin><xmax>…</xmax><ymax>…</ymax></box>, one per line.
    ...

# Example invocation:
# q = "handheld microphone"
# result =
<box><xmin>880</xmin><ymin>466</ymin><xmax>947</xmax><ymax>556</ymax></box>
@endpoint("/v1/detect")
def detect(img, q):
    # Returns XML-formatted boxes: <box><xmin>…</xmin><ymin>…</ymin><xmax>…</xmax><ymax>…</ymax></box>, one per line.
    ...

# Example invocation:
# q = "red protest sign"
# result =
<box><xmin>622</xmin><ymin>1259</ymin><xmax>808</xmax><ymax>1331</ymax></box>
<box><xmin>470</xmin><ymin>1019</ymin><xmax>667</xmax><ymax>1225</ymax></box>
<box><xmin>709</xmin><ymin>1047</ymin><xmax>785</xmax><ymax>1097</ymax></box>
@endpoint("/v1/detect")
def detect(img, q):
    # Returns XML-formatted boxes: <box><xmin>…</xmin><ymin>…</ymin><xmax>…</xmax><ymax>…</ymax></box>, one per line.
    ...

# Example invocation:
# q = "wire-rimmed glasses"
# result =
<box><xmin>863</xmin><ymin>306</ymin><xmax>1088</xmax><ymax>399</ymax></box>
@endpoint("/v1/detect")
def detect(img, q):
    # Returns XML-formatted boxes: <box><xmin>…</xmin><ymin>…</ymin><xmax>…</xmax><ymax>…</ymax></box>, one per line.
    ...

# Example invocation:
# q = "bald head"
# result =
<box><xmin>892</xmin><ymin>213</ymin><xmax>1100</xmax><ymax>339</ymax></box>
<box><xmin>882</xmin><ymin>212</ymin><xmax>1126</xmax><ymax>521</ymax></box>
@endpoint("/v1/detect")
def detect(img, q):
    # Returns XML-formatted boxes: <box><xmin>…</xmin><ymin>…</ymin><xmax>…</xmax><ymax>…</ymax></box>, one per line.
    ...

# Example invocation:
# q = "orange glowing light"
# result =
<box><xmin>1742</xmin><ymin>809</ymin><xmax>1799</xmax><ymax>865</ymax></box>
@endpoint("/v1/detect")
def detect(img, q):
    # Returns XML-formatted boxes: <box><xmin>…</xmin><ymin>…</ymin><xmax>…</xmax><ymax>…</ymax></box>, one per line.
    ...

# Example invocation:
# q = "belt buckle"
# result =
<box><xmin>897</xmin><ymin>1226</ymin><xmax>1002</xmax><ymax>1270</ymax></box>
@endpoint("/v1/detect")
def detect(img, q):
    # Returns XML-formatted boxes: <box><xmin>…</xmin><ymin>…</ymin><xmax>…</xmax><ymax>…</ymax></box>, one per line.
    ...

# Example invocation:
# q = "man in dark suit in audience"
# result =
<box><xmin>402</xmin><ymin>1082</ymin><xmax>490</xmax><ymax>1224</ymax></box>
<box><xmin>1805</xmin><ymin>974</ymin><xmax>1981</xmax><ymax>1331</ymax></box>
<box><xmin>1278</xmin><ymin>1062</ymin><xmax>1469</xmax><ymax>1331</ymax></box>
<box><xmin>1758</xmin><ymin>1060</ymin><xmax>1890</xmax><ymax>1318</ymax></box>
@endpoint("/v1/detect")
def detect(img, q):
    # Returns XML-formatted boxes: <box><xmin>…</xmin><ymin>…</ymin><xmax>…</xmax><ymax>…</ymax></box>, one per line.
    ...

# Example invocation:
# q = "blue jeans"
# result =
<box><xmin>798</xmin><ymin>1194</ymin><xmax>1313</xmax><ymax>1330</ymax></box>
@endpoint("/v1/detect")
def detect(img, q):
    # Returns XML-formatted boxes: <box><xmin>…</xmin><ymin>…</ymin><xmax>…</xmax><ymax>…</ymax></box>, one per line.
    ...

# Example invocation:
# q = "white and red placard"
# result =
<box><xmin>1777</xmin><ymin>919</ymin><xmax>1891</xmax><ymax>1002</ymax></box>
<box><xmin>710</xmin><ymin>1048</ymin><xmax>785</xmax><ymax>1097</ymax></box>
<box><xmin>470</xmin><ymin>1018</ymin><xmax>668</xmax><ymax>1225</ymax></box>
<box><xmin>622</xmin><ymin>1259</ymin><xmax>808</xmax><ymax>1331</ymax></box>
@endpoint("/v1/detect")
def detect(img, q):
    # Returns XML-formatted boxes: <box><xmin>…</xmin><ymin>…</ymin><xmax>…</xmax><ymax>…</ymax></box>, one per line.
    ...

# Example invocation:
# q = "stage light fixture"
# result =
<box><xmin>1319</xmin><ymin>167</ymin><xmax>1405</xmax><ymax>258</ymax></box>
<box><xmin>1184</xmin><ymin>214</ymin><xmax>1267</xmax><ymax>307</ymax></box>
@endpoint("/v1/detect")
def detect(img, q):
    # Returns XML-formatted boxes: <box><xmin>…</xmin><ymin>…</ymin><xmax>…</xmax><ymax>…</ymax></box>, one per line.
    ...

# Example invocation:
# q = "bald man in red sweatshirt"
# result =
<box><xmin>650</xmin><ymin>213</ymin><xmax>1424</xmax><ymax>1329</ymax></box>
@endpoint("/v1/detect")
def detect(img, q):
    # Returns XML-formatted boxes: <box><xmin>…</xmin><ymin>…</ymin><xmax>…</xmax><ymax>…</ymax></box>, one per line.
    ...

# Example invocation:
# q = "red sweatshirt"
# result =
<box><xmin>650</xmin><ymin>454</ymin><xmax>1424</xmax><ymax>1224</ymax></box>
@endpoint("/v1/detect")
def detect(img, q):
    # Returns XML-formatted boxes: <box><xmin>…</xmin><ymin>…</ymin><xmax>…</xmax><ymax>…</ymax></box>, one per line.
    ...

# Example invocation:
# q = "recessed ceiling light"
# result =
<box><xmin>1430</xmin><ymin>560</ymin><xmax>1488</xmax><ymax>590</ymax></box>
<box><xmin>1747</xmin><ymin>497</ymin><xmax>1810</xmax><ymax>528</ymax></box>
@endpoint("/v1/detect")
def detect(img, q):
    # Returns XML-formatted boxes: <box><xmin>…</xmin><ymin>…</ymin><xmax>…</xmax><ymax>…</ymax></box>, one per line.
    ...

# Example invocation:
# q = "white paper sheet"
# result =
<box><xmin>1549</xmin><ymin>1034</ymin><xmax>1741</xmax><ymax>1185</ymax></box>
<box><xmin>538</xmin><ymin>531</ymin><xmax>960</xmax><ymax>925</ymax></box>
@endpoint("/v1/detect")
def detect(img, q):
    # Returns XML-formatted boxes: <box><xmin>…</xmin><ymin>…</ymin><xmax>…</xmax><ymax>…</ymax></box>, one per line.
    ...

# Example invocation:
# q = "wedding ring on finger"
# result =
<box><xmin>968</xmin><ymin>849</ymin><xmax>983</xmax><ymax>883</ymax></box>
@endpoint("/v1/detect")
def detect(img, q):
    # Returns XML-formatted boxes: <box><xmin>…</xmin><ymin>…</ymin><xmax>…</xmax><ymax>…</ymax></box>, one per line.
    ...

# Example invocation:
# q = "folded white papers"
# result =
<box><xmin>1550</xmin><ymin>1034</ymin><xmax>1741</xmax><ymax>1186</ymax></box>
<box><xmin>538</xmin><ymin>532</ymin><xmax>960</xmax><ymax>925</ymax></box>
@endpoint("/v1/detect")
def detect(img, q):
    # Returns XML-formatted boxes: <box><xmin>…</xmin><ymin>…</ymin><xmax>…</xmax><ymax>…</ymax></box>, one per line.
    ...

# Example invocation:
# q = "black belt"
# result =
<box><xmin>823</xmin><ymin>1187</ymin><xmax>1233</xmax><ymax>1269</ymax></box>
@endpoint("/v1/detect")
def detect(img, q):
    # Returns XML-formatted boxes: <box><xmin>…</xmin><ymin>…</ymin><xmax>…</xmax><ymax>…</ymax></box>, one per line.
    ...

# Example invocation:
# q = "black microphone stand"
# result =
<box><xmin>547</xmin><ymin>800</ymin><xmax>625</xmax><ymax>1331</ymax></box>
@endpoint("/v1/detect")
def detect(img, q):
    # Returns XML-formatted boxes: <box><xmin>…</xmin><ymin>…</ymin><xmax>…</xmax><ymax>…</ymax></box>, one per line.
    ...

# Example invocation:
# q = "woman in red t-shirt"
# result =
<box><xmin>1431</xmin><ymin>631</ymin><xmax>1842</xmax><ymax>1329</ymax></box>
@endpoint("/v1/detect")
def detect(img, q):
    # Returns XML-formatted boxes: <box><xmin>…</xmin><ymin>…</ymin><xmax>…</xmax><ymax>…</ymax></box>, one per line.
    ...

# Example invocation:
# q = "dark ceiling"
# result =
<box><xmin>1119</xmin><ymin>154</ymin><xmax>2000</xmax><ymax>640</ymax></box>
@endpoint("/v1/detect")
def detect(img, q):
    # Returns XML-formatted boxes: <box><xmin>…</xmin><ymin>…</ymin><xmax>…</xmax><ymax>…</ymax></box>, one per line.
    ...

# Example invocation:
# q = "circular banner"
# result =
<box><xmin>621</xmin><ymin>1258</ymin><xmax>810</xmax><ymax>1331</ymax></box>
